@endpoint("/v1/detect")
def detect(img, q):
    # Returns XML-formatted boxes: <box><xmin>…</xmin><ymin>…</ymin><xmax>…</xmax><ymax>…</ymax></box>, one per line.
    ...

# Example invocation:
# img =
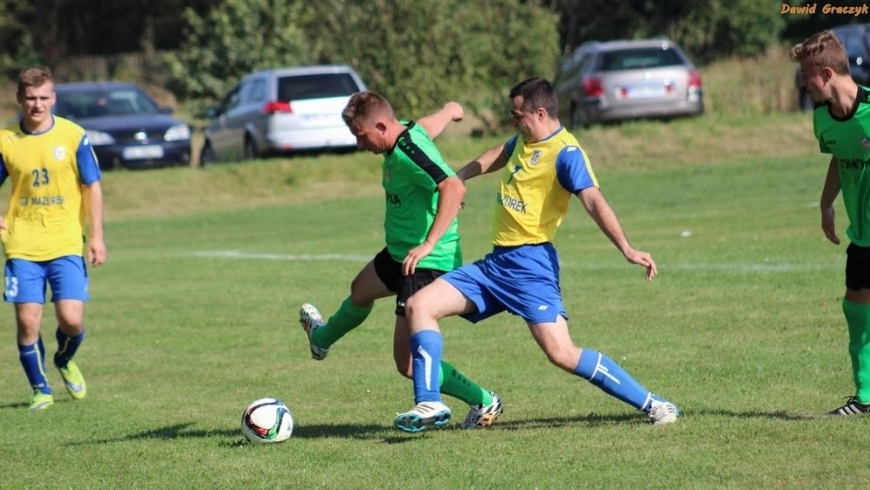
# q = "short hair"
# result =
<box><xmin>17</xmin><ymin>66</ymin><xmax>54</xmax><ymax>98</ymax></box>
<box><xmin>509</xmin><ymin>77</ymin><xmax>558</xmax><ymax>119</ymax></box>
<box><xmin>341</xmin><ymin>91</ymin><xmax>396</xmax><ymax>127</ymax></box>
<box><xmin>790</xmin><ymin>30</ymin><xmax>849</xmax><ymax>76</ymax></box>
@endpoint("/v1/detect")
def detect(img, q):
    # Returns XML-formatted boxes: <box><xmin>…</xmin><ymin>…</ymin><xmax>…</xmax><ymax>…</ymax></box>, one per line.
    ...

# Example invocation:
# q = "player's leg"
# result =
<box><xmin>393</xmin><ymin>300</ymin><xmax>502</xmax><ymax>429</ymax></box>
<box><xmin>830</xmin><ymin>244</ymin><xmax>870</xmax><ymax>415</ymax></box>
<box><xmin>503</xmin><ymin>243</ymin><xmax>678</xmax><ymax>424</ymax></box>
<box><xmin>395</xmin><ymin>272</ymin><xmax>482</xmax><ymax>432</ymax></box>
<box><xmin>6</xmin><ymin>259</ymin><xmax>53</xmax><ymax>409</ymax></box>
<box><xmin>527</xmin><ymin>316</ymin><xmax>677</xmax><ymax>424</ymax></box>
<box><xmin>300</xmin><ymin>250</ymin><xmax>393</xmax><ymax>359</ymax></box>
<box><xmin>49</xmin><ymin>256</ymin><xmax>89</xmax><ymax>400</ymax></box>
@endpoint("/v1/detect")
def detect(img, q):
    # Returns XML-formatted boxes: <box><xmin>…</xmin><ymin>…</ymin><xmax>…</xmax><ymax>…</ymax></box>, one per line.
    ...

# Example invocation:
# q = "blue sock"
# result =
<box><xmin>574</xmin><ymin>348</ymin><xmax>655</xmax><ymax>412</ymax></box>
<box><xmin>19</xmin><ymin>339</ymin><xmax>51</xmax><ymax>394</ymax></box>
<box><xmin>55</xmin><ymin>327</ymin><xmax>84</xmax><ymax>368</ymax></box>
<box><xmin>410</xmin><ymin>330</ymin><xmax>443</xmax><ymax>403</ymax></box>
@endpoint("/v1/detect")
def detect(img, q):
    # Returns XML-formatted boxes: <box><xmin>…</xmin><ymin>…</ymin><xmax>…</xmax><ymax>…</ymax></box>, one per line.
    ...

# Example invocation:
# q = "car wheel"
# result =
<box><xmin>243</xmin><ymin>136</ymin><xmax>258</xmax><ymax>160</ymax></box>
<box><xmin>572</xmin><ymin>103</ymin><xmax>591</xmax><ymax>130</ymax></box>
<box><xmin>199</xmin><ymin>142</ymin><xmax>217</xmax><ymax>167</ymax></box>
<box><xmin>799</xmin><ymin>89</ymin><xmax>815</xmax><ymax>112</ymax></box>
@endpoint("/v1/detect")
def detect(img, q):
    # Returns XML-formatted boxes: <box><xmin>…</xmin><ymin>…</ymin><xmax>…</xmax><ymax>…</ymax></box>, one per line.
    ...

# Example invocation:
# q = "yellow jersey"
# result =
<box><xmin>0</xmin><ymin>116</ymin><xmax>102</xmax><ymax>261</ymax></box>
<box><xmin>492</xmin><ymin>127</ymin><xmax>598</xmax><ymax>246</ymax></box>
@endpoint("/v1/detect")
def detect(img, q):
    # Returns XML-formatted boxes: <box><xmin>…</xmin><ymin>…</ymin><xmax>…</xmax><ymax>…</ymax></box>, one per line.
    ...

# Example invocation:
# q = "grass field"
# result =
<box><xmin>2</xmin><ymin>112</ymin><xmax>870</xmax><ymax>489</ymax></box>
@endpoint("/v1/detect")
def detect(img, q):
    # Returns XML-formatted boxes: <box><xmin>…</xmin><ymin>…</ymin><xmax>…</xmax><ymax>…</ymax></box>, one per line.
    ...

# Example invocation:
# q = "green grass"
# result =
<box><xmin>1</xmin><ymin>114</ymin><xmax>869</xmax><ymax>489</ymax></box>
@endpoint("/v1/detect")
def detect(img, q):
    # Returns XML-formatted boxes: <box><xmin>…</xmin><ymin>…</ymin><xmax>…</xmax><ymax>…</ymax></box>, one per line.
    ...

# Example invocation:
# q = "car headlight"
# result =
<box><xmin>164</xmin><ymin>124</ymin><xmax>191</xmax><ymax>141</ymax></box>
<box><xmin>86</xmin><ymin>130</ymin><xmax>115</xmax><ymax>146</ymax></box>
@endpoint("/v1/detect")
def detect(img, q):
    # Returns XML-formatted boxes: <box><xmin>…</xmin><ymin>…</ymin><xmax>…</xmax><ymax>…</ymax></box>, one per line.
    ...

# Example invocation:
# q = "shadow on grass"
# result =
<box><xmin>58</xmin><ymin>408</ymin><xmax>821</xmax><ymax>448</ymax></box>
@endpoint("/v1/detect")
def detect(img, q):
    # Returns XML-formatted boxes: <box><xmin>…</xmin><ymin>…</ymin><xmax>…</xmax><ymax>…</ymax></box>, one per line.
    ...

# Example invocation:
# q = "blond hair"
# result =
<box><xmin>790</xmin><ymin>30</ymin><xmax>850</xmax><ymax>76</ymax></box>
<box><xmin>341</xmin><ymin>91</ymin><xmax>395</xmax><ymax>127</ymax></box>
<box><xmin>17</xmin><ymin>66</ymin><xmax>54</xmax><ymax>98</ymax></box>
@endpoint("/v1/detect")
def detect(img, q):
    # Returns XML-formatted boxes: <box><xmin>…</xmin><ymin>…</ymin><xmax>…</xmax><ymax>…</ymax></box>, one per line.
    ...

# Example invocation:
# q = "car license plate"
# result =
<box><xmin>123</xmin><ymin>145</ymin><xmax>164</xmax><ymax>160</ymax></box>
<box><xmin>625</xmin><ymin>83</ymin><xmax>666</xmax><ymax>99</ymax></box>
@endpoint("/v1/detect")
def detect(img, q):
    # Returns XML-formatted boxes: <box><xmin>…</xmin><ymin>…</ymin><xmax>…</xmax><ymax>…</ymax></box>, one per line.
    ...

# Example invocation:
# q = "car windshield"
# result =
<box><xmin>54</xmin><ymin>88</ymin><xmax>162</xmax><ymax>119</ymax></box>
<box><xmin>277</xmin><ymin>73</ymin><xmax>359</xmax><ymax>101</ymax></box>
<box><xmin>599</xmin><ymin>47</ymin><xmax>686</xmax><ymax>71</ymax></box>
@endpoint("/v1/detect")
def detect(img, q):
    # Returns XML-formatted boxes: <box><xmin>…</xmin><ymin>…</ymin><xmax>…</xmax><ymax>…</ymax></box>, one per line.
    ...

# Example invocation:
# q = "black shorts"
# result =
<box><xmin>846</xmin><ymin>243</ymin><xmax>870</xmax><ymax>290</ymax></box>
<box><xmin>373</xmin><ymin>247</ymin><xmax>446</xmax><ymax>316</ymax></box>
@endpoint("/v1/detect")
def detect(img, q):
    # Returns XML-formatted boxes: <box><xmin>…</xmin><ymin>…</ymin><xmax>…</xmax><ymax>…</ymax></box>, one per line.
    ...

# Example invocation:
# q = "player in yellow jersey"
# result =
<box><xmin>0</xmin><ymin>66</ymin><xmax>106</xmax><ymax>410</ymax></box>
<box><xmin>393</xmin><ymin>78</ymin><xmax>679</xmax><ymax>432</ymax></box>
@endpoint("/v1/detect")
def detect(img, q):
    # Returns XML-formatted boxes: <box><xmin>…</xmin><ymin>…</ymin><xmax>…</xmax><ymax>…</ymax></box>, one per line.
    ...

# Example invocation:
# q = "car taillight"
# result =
<box><xmin>583</xmin><ymin>77</ymin><xmax>604</xmax><ymax>97</ymax></box>
<box><xmin>263</xmin><ymin>101</ymin><xmax>292</xmax><ymax>114</ymax></box>
<box><xmin>688</xmin><ymin>69</ymin><xmax>702</xmax><ymax>89</ymax></box>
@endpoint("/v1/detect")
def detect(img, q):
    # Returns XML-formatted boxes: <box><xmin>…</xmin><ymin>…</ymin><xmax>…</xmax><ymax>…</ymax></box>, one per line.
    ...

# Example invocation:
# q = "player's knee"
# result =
<box><xmin>404</xmin><ymin>294</ymin><xmax>431</xmax><ymax>320</ymax></box>
<box><xmin>542</xmin><ymin>346</ymin><xmax>580</xmax><ymax>373</ymax></box>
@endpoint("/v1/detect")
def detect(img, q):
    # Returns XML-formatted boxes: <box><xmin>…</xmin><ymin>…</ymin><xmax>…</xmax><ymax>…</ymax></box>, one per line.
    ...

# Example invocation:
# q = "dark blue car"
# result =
<box><xmin>53</xmin><ymin>82</ymin><xmax>191</xmax><ymax>169</ymax></box>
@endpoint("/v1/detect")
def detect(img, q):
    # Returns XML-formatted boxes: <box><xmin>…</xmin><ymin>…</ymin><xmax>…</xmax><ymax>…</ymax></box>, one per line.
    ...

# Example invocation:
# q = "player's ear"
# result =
<box><xmin>375</xmin><ymin>121</ymin><xmax>388</xmax><ymax>133</ymax></box>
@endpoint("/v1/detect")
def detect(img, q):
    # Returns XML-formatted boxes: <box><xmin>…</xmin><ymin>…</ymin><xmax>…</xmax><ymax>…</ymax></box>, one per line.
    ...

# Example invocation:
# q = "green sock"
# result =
<box><xmin>439</xmin><ymin>360</ymin><xmax>492</xmax><ymax>406</ymax></box>
<box><xmin>310</xmin><ymin>296</ymin><xmax>372</xmax><ymax>349</ymax></box>
<box><xmin>843</xmin><ymin>298</ymin><xmax>870</xmax><ymax>403</ymax></box>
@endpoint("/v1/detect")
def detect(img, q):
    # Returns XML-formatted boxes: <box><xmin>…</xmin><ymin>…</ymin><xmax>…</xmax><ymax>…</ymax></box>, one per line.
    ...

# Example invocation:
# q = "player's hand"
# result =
<box><xmin>403</xmin><ymin>241</ymin><xmax>435</xmax><ymax>276</ymax></box>
<box><xmin>821</xmin><ymin>205</ymin><xmax>840</xmax><ymax>245</ymax></box>
<box><xmin>624</xmin><ymin>248</ymin><xmax>657</xmax><ymax>281</ymax></box>
<box><xmin>443</xmin><ymin>101</ymin><xmax>464</xmax><ymax>122</ymax></box>
<box><xmin>88</xmin><ymin>237</ymin><xmax>107</xmax><ymax>266</ymax></box>
<box><xmin>0</xmin><ymin>217</ymin><xmax>6</xmax><ymax>231</ymax></box>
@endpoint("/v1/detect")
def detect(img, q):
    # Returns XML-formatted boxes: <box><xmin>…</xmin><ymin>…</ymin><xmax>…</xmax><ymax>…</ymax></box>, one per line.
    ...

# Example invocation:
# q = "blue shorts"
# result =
<box><xmin>4</xmin><ymin>256</ymin><xmax>89</xmax><ymax>304</ymax></box>
<box><xmin>443</xmin><ymin>242</ymin><xmax>568</xmax><ymax>324</ymax></box>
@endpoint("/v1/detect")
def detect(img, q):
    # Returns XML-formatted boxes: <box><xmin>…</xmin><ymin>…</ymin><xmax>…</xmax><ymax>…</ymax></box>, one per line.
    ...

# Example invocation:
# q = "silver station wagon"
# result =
<box><xmin>554</xmin><ymin>38</ymin><xmax>704</xmax><ymax>129</ymax></box>
<box><xmin>201</xmin><ymin>65</ymin><xmax>366</xmax><ymax>163</ymax></box>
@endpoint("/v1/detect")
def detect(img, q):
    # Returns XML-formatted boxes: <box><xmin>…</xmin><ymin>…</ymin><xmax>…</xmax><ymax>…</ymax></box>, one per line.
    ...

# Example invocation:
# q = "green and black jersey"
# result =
<box><xmin>814</xmin><ymin>86</ymin><xmax>870</xmax><ymax>246</ymax></box>
<box><xmin>381</xmin><ymin>121</ymin><xmax>461</xmax><ymax>271</ymax></box>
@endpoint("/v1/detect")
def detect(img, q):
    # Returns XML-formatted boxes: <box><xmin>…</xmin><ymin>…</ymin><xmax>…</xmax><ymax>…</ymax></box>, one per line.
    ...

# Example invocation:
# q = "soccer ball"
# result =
<box><xmin>240</xmin><ymin>398</ymin><xmax>294</xmax><ymax>443</ymax></box>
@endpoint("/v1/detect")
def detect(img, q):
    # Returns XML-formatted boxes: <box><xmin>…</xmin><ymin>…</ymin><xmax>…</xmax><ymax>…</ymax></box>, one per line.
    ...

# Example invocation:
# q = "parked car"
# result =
<box><xmin>201</xmin><ymin>65</ymin><xmax>366</xmax><ymax>163</ymax></box>
<box><xmin>554</xmin><ymin>38</ymin><xmax>704</xmax><ymax>129</ymax></box>
<box><xmin>795</xmin><ymin>23</ymin><xmax>870</xmax><ymax>112</ymax></box>
<box><xmin>53</xmin><ymin>82</ymin><xmax>191</xmax><ymax>169</ymax></box>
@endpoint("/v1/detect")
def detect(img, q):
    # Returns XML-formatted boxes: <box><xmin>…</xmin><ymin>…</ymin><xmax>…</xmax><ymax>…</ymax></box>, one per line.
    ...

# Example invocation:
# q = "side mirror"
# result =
<box><xmin>160</xmin><ymin>106</ymin><xmax>174</xmax><ymax>115</ymax></box>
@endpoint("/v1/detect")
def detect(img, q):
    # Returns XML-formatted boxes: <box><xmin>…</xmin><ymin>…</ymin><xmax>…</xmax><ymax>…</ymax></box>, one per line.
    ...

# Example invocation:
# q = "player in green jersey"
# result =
<box><xmin>793</xmin><ymin>30</ymin><xmax>870</xmax><ymax>415</ymax></box>
<box><xmin>298</xmin><ymin>91</ymin><xmax>502</xmax><ymax>429</ymax></box>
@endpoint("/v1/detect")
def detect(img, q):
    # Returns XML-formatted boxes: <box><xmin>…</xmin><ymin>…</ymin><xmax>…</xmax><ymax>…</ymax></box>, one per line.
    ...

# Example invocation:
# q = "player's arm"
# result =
<box><xmin>76</xmin><ymin>134</ymin><xmax>107</xmax><ymax>265</ymax></box>
<box><xmin>455</xmin><ymin>142</ymin><xmax>510</xmax><ymax>182</ymax></box>
<box><xmin>557</xmin><ymin>145</ymin><xmax>657</xmax><ymax>280</ymax></box>
<box><xmin>417</xmin><ymin>101</ymin><xmax>463</xmax><ymax>140</ymax></box>
<box><xmin>82</xmin><ymin>181</ymin><xmax>106</xmax><ymax>266</ymax></box>
<box><xmin>402</xmin><ymin>175</ymin><xmax>465</xmax><ymax>276</ymax></box>
<box><xmin>0</xmin><ymin>155</ymin><xmax>7</xmax><ymax>231</ymax></box>
<box><xmin>577</xmin><ymin>187</ymin><xmax>656</xmax><ymax>281</ymax></box>
<box><xmin>821</xmin><ymin>155</ymin><xmax>841</xmax><ymax>245</ymax></box>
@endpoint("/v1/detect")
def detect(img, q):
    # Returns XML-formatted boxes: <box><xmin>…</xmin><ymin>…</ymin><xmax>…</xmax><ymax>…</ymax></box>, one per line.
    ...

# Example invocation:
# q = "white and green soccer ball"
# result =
<box><xmin>240</xmin><ymin>398</ymin><xmax>294</xmax><ymax>443</ymax></box>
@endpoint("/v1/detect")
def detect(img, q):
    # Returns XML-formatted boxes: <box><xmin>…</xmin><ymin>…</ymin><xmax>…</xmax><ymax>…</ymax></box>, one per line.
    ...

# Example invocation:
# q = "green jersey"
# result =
<box><xmin>381</xmin><ymin>121</ymin><xmax>461</xmax><ymax>271</ymax></box>
<box><xmin>814</xmin><ymin>86</ymin><xmax>870</xmax><ymax>246</ymax></box>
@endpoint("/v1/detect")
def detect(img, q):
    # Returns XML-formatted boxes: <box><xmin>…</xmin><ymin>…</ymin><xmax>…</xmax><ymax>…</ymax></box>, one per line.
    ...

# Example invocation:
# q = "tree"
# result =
<box><xmin>165</xmin><ymin>0</ymin><xmax>312</xmax><ymax>103</ymax></box>
<box><xmin>295</xmin><ymin>0</ymin><xmax>560</xmax><ymax>130</ymax></box>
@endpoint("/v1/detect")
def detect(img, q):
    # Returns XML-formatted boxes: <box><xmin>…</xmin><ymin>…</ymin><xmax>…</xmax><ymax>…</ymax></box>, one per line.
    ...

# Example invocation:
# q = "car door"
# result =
<box><xmin>235</xmin><ymin>77</ymin><xmax>269</xmax><ymax>157</ymax></box>
<box><xmin>209</xmin><ymin>85</ymin><xmax>243</xmax><ymax>160</ymax></box>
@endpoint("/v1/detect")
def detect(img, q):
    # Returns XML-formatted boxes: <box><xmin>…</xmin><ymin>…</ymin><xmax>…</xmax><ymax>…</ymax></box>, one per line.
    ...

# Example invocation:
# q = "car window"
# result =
<box><xmin>221</xmin><ymin>85</ymin><xmax>243</xmax><ymax>112</ymax></box>
<box><xmin>54</xmin><ymin>87</ymin><xmax>161</xmax><ymax>119</ymax></box>
<box><xmin>277</xmin><ymin>73</ymin><xmax>359</xmax><ymax>101</ymax></box>
<box><xmin>598</xmin><ymin>47</ymin><xmax>686</xmax><ymax>71</ymax></box>
<box><xmin>248</xmin><ymin>79</ymin><xmax>266</xmax><ymax>103</ymax></box>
